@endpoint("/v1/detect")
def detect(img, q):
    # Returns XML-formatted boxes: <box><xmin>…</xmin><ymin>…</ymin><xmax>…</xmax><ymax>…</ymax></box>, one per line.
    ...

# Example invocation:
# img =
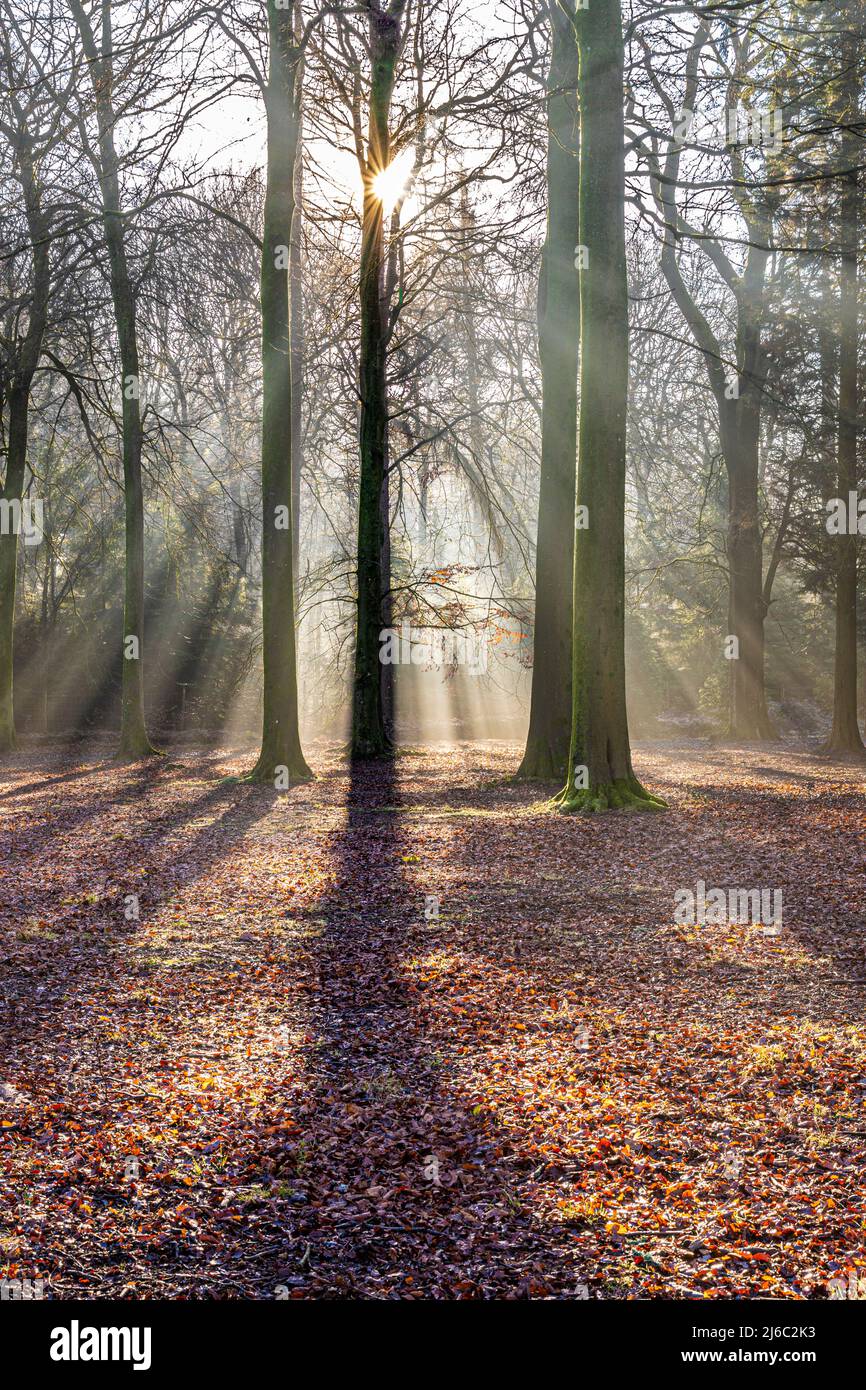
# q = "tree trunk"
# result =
<box><xmin>290</xmin><ymin>0</ymin><xmax>305</xmax><ymax>594</ymax></box>
<box><xmin>352</xmin><ymin>176</ymin><xmax>390</xmax><ymax>756</ymax></box>
<box><xmin>0</xmin><ymin>390</ymin><xmax>30</xmax><ymax>751</ymax></box>
<box><xmin>69</xmin><ymin>0</ymin><xmax>155</xmax><ymax>758</ymax></box>
<box><xmin>517</xmin><ymin>0</ymin><xmax>580</xmax><ymax>781</ymax></box>
<box><xmin>455</xmin><ymin>188</ymin><xmax>492</xmax><ymax>571</ymax></box>
<box><xmin>379</xmin><ymin>446</ymin><xmax>395</xmax><ymax>739</ymax></box>
<box><xmin>0</xmin><ymin>139</ymin><xmax>51</xmax><ymax>753</ymax></box>
<box><xmin>351</xmin><ymin>2</ymin><xmax>406</xmax><ymax>758</ymax></box>
<box><xmin>557</xmin><ymin>0</ymin><xmax>662</xmax><ymax>813</ymax></box>
<box><xmin>824</xmin><ymin>15</ymin><xmax>865</xmax><ymax>755</ymax></box>
<box><xmin>247</xmin><ymin>0</ymin><xmax>311</xmax><ymax>782</ymax></box>
<box><xmin>112</xmin><ymin>228</ymin><xmax>152</xmax><ymax>759</ymax></box>
<box><xmin>723</xmin><ymin>402</ymin><xmax>776</xmax><ymax>741</ymax></box>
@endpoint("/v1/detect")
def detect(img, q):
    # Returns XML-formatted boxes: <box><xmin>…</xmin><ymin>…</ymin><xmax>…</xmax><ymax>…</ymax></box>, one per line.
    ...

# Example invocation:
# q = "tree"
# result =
<box><xmin>823</xmin><ymin>0</ymin><xmax>866</xmax><ymax>755</ymax></box>
<box><xmin>245</xmin><ymin>0</ymin><xmax>311</xmax><ymax>783</ymax></box>
<box><xmin>0</xmin><ymin>5</ymin><xmax>59</xmax><ymax>750</ymax></box>
<box><xmin>517</xmin><ymin>0</ymin><xmax>580</xmax><ymax>780</ymax></box>
<box><xmin>67</xmin><ymin>0</ymin><xmax>158</xmax><ymax>756</ymax></box>
<box><xmin>639</xmin><ymin>17</ymin><xmax>788</xmax><ymax>741</ymax></box>
<box><xmin>347</xmin><ymin>0</ymin><xmax>409</xmax><ymax>758</ymax></box>
<box><xmin>291</xmin><ymin>0</ymin><xmax>305</xmax><ymax>591</ymax></box>
<box><xmin>557</xmin><ymin>0</ymin><xmax>662</xmax><ymax>812</ymax></box>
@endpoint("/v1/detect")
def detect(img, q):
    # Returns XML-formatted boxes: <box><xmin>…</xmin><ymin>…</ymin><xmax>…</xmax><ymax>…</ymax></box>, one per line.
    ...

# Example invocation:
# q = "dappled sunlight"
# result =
<box><xmin>406</xmin><ymin>927</ymin><xmax>866</xmax><ymax>1297</ymax></box>
<box><xmin>2</xmin><ymin>741</ymin><xmax>865</xmax><ymax>1299</ymax></box>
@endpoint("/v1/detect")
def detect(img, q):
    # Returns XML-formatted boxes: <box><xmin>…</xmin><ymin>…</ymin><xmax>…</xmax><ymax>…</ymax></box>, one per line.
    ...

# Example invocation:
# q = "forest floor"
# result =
<box><xmin>1</xmin><ymin>739</ymin><xmax>864</xmax><ymax>1300</ymax></box>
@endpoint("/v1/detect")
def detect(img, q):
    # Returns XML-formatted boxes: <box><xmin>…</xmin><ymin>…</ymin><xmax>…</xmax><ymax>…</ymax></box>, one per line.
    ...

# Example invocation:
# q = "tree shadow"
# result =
<box><xmin>0</xmin><ymin>769</ymin><xmax>305</xmax><ymax>1297</ymax></box>
<box><xmin>386</xmin><ymin>748</ymin><xmax>866</xmax><ymax>1297</ymax></box>
<box><xmin>266</xmin><ymin>752</ymin><xmax>580</xmax><ymax>1298</ymax></box>
<box><xmin>0</xmin><ymin>748</ymin><xmax>252</xmax><ymax>860</ymax></box>
<box><xmin>0</xmin><ymin>763</ymin><xmax>109</xmax><ymax>800</ymax></box>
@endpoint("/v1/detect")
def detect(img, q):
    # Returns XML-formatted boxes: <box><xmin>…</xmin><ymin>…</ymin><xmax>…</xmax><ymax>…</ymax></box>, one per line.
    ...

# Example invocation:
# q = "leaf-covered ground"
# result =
<box><xmin>1</xmin><ymin>741</ymin><xmax>864</xmax><ymax>1299</ymax></box>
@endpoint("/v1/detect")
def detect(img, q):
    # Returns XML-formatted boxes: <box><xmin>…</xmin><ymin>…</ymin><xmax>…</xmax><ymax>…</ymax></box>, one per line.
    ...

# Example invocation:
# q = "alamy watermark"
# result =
<box><xmin>674</xmin><ymin>880</ymin><xmax>782</xmax><ymax>928</ymax></box>
<box><xmin>826</xmin><ymin>492</ymin><xmax>866</xmax><ymax>535</ymax></box>
<box><xmin>674</xmin><ymin>105</ymin><xmax>785</xmax><ymax>154</ymax></box>
<box><xmin>0</xmin><ymin>497</ymin><xmax>43</xmax><ymax>545</ymax></box>
<box><xmin>1</xmin><ymin>1277</ymin><xmax>44</xmax><ymax>1300</ymax></box>
<box><xmin>379</xmin><ymin>620</ymin><xmax>487</xmax><ymax>675</ymax></box>
<box><xmin>50</xmin><ymin>1322</ymin><xmax>151</xmax><ymax>1371</ymax></box>
<box><xmin>829</xmin><ymin>1271</ymin><xmax>866</xmax><ymax>1300</ymax></box>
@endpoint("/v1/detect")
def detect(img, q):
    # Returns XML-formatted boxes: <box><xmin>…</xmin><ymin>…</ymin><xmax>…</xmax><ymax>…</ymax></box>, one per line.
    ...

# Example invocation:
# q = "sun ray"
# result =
<box><xmin>371</xmin><ymin>149</ymin><xmax>415</xmax><ymax>216</ymax></box>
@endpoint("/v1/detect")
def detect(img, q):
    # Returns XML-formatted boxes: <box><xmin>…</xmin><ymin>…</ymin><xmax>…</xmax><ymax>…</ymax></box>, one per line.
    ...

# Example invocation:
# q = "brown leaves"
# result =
<box><xmin>0</xmin><ymin>742</ymin><xmax>864</xmax><ymax>1298</ymax></box>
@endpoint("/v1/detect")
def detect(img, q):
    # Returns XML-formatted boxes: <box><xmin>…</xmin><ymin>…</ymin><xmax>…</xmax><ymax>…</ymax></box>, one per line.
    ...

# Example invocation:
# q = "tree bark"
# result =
<box><xmin>824</xmin><ymin>10</ymin><xmax>865</xmax><ymax>755</ymax></box>
<box><xmin>247</xmin><ymin>0</ymin><xmax>311</xmax><ymax>782</ymax></box>
<box><xmin>516</xmin><ymin>0</ymin><xmax>580</xmax><ymax>781</ymax></box>
<box><xmin>69</xmin><ymin>0</ymin><xmax>155</xmax><ymax>757</ymax></box>
<box><xmin>557</xmin><ymin>0</ymin><xmax>662</xmax><ymax>812</ymax></box>
<box><xmin>290</xmin><ymin>0</ymin><xmax>305</xmax><ymax>594</ymax></box>
<box><xmin>351</xmin><ymin>1</ymin><xmax>407</xmax><ymax>758</ymax></box>
<box><xmin>0</xmin><ymin>392</ymin><xmax>32</xmax><ymax>750</ymax></box>
<box><xmin>0</xmin><ymin>136</ymin><xmax>50</xmax><ymax>752</ymax></box>
<box><xmin>722</xmin><ymin>397</ymin><xmax>776</xmax><ymax>741</ymax></box>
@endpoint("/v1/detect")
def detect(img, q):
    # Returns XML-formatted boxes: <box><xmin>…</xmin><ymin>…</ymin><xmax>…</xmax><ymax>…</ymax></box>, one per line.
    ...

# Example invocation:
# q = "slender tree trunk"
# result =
<box><xmin>247</xmin><ymin>0</ymin><xmax>311</xmax><ymax>782</ymax></box>
<box><xmin>352</xmin><ymin>178</ymin><xmax>390</xmax><ymax>755</ymax></box>
<box><xmin>0</xmin><ymin>141</ymin><xmax>50</xmax><ymax>752</ymax></box>
<box><xmin>0</xmin><ymin>390</ymin><xmax>30</xmax><ymax>751</ymax></box>
<box><xmin>418</xmin><ymin>449</ymin><xmax>429</xmax><ymax>545</ymax></box>
<box><xmin>517</xmin><ymin>0</ymin><xmax>580</xmax><ymax>781</ymax></box>
<box><xmin>111</xmin><ymin>225</ymin><xmax>152</xmax><ymax>758</ymax></box>
<box><xmin>290</xmin><ymin>0</ymin><xmax>305</xmax><ymax>594</ymax></box>
<box><xmin>824</xmin><ymin>16</ymin><xmax>865</xmax><ymax>754</ymax></box>
<box><xmin>379</xmin><ymin>442</ymin><xmax>394</xmax><ymax>739</ymax></box>
<box><xmin>723</xmin><ymin>400</ymin><xmax>776</xmax><ymax>741</ymax></box>
<box><xmin>453</xmin><ymin>188</ymin><xmax>491</xmax><ymax>570</ymax></box>
<box><xmin>557</xmin><ymin>0</ymin><xmax>662</xmax><ymax>812</ymax></box>
<box><xmin>40</xmin><ymin>506</ymin><xmax>52</xmax><ymax>735</ymax></box>
<box><xmin>351</xmin><ymin>2</ymin><xmax>406</xmax><ymax>758</ymax></box>
<box><xmin>69</xmin><ymin>0</ymin><xmax>155</xmax><ymax>757</ymax></box>
<box><xmin>714</xmin><ymin>234</ymin><xmax>776</xmax><ymax>743</ymax></box>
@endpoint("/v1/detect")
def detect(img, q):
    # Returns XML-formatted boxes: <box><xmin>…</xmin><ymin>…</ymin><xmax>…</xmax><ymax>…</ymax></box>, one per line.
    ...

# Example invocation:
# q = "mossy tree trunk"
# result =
<box><xmin>557</xmin><ymin>0</ymin><xmax>662</xmax><ymax>813</ymax></box>
<box><xmin>247</xmin><ymin>0</ymin><xmax>311</xmax><ymax>784</ymax></box>
<box><xmin>824</xmin><ymin>11</ymin><xmax>865</xmax><ymax>756</ymax></box>
<box><xmin>517</xmin><ymin>0</ymin><xmax>580</xmax><ymax>781</ymax></box>
<box><xmin>290</xmin><ymin>0</ymin><xmax>305</xmax><ymax>595</ymax></box>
